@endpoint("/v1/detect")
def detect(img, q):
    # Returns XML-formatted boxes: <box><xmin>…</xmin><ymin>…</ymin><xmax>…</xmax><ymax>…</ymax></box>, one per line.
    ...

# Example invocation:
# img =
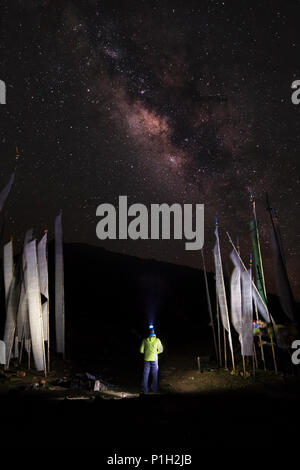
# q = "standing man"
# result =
<box><xmin>140</xmin><ymin>325</ymin><xmax>163</xmax><ymax>394</ymax></box>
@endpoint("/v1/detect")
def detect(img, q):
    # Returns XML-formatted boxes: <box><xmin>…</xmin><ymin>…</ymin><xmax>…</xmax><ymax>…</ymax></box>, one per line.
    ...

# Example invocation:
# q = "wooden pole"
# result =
<box><xmin>254</xmin><ymin>342</ymin><xmax>258</xmax><ymax>369</ymax></box>
<box><xmin>5</xmin><ymin>325</ymin><xmax>16</xmax><ymax>371</ymax></box>
<box><xmin>252</xmin><ymin>353</ymin><xmax>256</xmax><ymax>382</ymax></box>
<box><xmin>266</xmin><ymin>195</ymin><xmax>295</xmax><ymax>321</ymax></box>
<box><xmin>242</xmin><ymin>355</ymin><xmax>246</xmax><ymax>377</ymax></box>
<box><xmin>254</xmin><ymin>297</ymin><xmax>266</xmax><ymax>371</ymax></box>
<box><xmin>216</xmin><ymin>300</ymin><xmax>222</xmax><ymax>367</ymax></box>
<box><xmin>215</xmin><ymin>222</ymin><xmax>235</xmax><ymax>372</ymax></box>
<box><xmin>28</xmin><ymin>343</ymin><xmax>31</xmax><ymax>370</ymax></box>
<box><xmin>223</xmin><ymin>326</ymin><xmax>228</xmax><ymax>370</ymax></box>
<box><xmin>270</xmin><ymin>332</ymin><xmax>278</xmax><ymax>375</ymax></box>
<box><xmin>19</xmin><ymin>329</ymin><xmax>24</xmax><ymax>365</ymax></box>
<box><xmin>227</xmin><ymin>325</ymin><xmax>235</xmax><ymax>371</ymax></box>
<box><xmin>201</xmin><ymin>249</ymin><xmax>219</xmax><ymax>363</ymax></box>
<box><xmin>249</xmin><ymin>254</ymin><xmax>257</xmax><ymax>377</ymax></box>
<box><xmin>46</xmin><ymin>334</ymin><xmax>50</xmax><ymax>375</ymax></box>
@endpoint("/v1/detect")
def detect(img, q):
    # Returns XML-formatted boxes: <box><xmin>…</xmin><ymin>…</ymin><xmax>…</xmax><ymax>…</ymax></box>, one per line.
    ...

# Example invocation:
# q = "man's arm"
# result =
<box><xmin>139</xmin><ymin>339</ymin><xmax>145</xmax><ymax>354</ymax></box>
<box><xmin>157</xmin><ymin>339</ymin><xmax>163</xmax><ymax>354</ymax></box>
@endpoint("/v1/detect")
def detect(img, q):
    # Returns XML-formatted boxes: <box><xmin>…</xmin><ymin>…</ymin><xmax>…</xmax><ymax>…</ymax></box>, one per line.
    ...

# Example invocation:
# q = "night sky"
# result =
<box><xmin>1</xmin><ymin>0</ymin><xmax>300</xmax><ymax>299</ymax></box>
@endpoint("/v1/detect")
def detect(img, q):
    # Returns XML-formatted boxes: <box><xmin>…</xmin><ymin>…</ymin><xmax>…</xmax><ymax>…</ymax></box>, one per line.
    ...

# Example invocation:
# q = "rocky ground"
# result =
<box><xmin>1</xmin><ymin>354</ymin><xmax>300</xmax><ymax>455</ymax></box>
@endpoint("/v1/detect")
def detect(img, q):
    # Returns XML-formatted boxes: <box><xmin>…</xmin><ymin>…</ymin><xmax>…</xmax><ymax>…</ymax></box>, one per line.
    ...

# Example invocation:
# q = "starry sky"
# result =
<box><xmin>1</xmin><ymin>0</ymin><xmax>300</xmax><ymax>299</ymax></box>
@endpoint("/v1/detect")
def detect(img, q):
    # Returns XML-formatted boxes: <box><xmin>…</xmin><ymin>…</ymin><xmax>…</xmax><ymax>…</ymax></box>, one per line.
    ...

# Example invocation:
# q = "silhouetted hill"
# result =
<box><xmin>47</xmin><ymin>242</ymin><xmax>213</xmax><ymax>359</ymax></box>
<box><xmin>45</xmin><ymin>242</ymin><xmax>292</xmax><ymax>360</ymax></box>
<box><xmin>0</xmin><ymin>242</ymin><xmax>294</xmax><ymax>361</ymax></box>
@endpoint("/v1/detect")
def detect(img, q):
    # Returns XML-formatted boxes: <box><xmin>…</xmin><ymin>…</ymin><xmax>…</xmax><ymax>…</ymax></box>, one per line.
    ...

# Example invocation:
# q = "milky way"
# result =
<box><xmin>1</xmin><ymin>0</ymin><xmax>300</xmax><ymax>298</ymax></box>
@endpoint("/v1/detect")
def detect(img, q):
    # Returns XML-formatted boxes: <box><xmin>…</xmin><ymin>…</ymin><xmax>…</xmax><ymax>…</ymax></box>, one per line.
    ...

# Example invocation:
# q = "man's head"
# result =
<box><xmin>148</xmin><ymin>324</ymin><xmax>156</xmax><ymax>337</ymax></box>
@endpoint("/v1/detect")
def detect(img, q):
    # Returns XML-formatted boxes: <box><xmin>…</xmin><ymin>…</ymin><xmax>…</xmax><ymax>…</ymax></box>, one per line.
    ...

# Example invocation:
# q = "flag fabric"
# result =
<box><xmin>201</xmin><ymin>249</ymin><xmax>219</xmax><ymax>362</ymax></box>
<box><xmin>17</xmin><ymin>283</ymin><xmax>27</xmax><ymax>340</ymax></box>
<box><xmin>3</xmin><ymin>240</ymin><xmax>13</xmax><ymax>300</ymax></box>
<box><xmin>230</xmin><ymin>258</ymin><xmax>254</xmax><ymax>356</ymax></box>
<box><xmin>250</xmin><ymin>216</ymin><xmax>267</xmax><ymax>305</ymax></box>
<box><xmin>230</xmin><ymin>249</ymin><xmax>270</xmax><ymax>323</ymax></box>
<box><xmin>55</xmin><ymin>212</ymin><xmax>65</xmax><ymax>355</ymax></box>
<box><xmin>24</xmin><ymin>228</ymin><xmax>34</xmax><ymax>245</ymax></box>
<box><xmin>0</xmin><ymin>173</ymin><xmax>15</xmax><ymax>213</ymax></box>
<box><xmin>24</xmin><ymin>240</ymin><xmax>46</xmax><ymax>372</ymax></box>
<box><xmin>3</xmin><ymin>241</ymin><xmax>18</xmax><ymax>365</ymax></box>
<box><xmin>241</xmin><ymin>269</ymin><xmax>254</xmax><ymax>356</ymax></box>
<box><xmin>5</xmin><ymin>277</ymin><xmax>20</xmax><ymax>363</ymax></box>
<box><xmin>214</xmin><ymin>228</ymin><xmax>230</xmax><ymax>332</ymax></box>
<box><xmin>16</xmin><ymin>229</ymin><xmax>34</xmax><ymax>344</ymax></box>
<box><xmin>38</xmin><ymin>233</ymin><xmax>49</xmax><ymax>342</ymax></box>
<box><xmin>230</xmin><ymin>265</ymin><xmax>242</xmax><ymax>337</ymax></box>
<box><xmin>0</xmin><ymin>340</ymin><xmax>5</xmax><ymax>365</ymax></box>
<box><xmin>213</xmin><ymin>227</ymin><xmax>234</xmax><ymax>358</ymax></box>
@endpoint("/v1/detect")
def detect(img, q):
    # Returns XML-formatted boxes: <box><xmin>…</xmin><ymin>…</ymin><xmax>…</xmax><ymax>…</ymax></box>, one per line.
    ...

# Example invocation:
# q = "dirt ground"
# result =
<box><xmin>1</xmin><ymin>356</ymin><xmax>294</xmax><ymax>397</ymax></box>
<box><xmin>1</xmin><ymin>353</ymin><xmax>300</xmax><ymax>456</ymax></box>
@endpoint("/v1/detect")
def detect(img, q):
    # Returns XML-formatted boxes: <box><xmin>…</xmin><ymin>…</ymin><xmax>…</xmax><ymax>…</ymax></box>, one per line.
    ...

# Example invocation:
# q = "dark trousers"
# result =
<box><xmin>141</xmin><ymin>360</ymin><xmax>158</xmax><ymax>393</ymax></box>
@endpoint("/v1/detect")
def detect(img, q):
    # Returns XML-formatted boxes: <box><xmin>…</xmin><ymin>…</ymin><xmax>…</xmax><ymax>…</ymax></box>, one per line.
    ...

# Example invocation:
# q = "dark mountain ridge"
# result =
<box><xmin>46</xmin><ymin>242</ymin><xmax>292</xmax><ymax>360</ymax></box>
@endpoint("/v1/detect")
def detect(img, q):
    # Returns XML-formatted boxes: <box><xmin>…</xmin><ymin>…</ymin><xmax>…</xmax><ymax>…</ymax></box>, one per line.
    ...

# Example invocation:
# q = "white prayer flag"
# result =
<box><xmin>24</xmin><ymin>240</ymin><xmax>46</xmax><ymax>372</ymax></box>
<box><xmin>0</xmin><ymin>340</ymin><xmax>6</xmax><ymax>365</ymax></box>
<box><xmin>241</xmin><ymin>269</ymin><xmax>254</xmax><ymax>356</ymax></box>
<box><xmin>3</xmin><ymin>241</ymin><xmax>18</xmax><ymax>364</ymax></box>
<box><xmin>213</xmin><ymin>227</ymin><xmax>234</xmax><ymax>361</ymax></box>
<box><xmin>230</xmin><ymin>249</ymin><xmax>270</xmax><ymax>323</ymax></box>
<box><xmin>38</xmin><ymin>233</ymin><xmax>49</xmax><ymax>342</ymax></box>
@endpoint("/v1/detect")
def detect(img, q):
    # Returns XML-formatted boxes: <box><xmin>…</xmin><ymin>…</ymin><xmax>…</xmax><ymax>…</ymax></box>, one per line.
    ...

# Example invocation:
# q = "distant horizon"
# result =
<box><xmin>1</xmin><ymin>236</ymin><xmax>293</xmax><ymax>305</ymax></box>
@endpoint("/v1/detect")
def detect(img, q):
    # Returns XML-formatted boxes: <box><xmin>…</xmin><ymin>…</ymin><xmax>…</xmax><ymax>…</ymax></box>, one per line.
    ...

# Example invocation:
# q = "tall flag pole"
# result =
<box><xmin>216</xmin><ymin>287</ymin><xmax>222</xmax><ymax>367</ymax></box>
<box><xmin>3</xmin><ymin>239</ymin><xmax>15</xmax><ymax>368</ymax></box>
<box><xmin>266</xmin><ymin>195</ymin><xmax>295</xmax><ymax>322</ymax></box>
<box><xmin>223</xmin><ymin>321</ymin><xmax>227</xmax><ymax>369</ymax></box>
<box><xmin>38</xmin><ymin>230</ymin><xmax>50</xmax><ymax>372</ymax></box>
<box><xmin>253</xmin><ymin>295</ymin><xmax>266</xmax><ymax>371</ymax></box>
<box><xmin>201</xmin><ymin>249</ymin><xmax>219</xmax><ymax>363</ymax></box>
<box><xmin>55</xmin><ymin>211</ymin><xmax>65</xmax><ymax>357</ymax></box>
<box><xmin>250</xmin><ymin>201</ymin><xmax>267</xmax><ymax>305</ymax></box>
<box><xmin>213</xmin><ymin>219</ymin><xmax>235</xmax><ymax>372</ymax></box>
<box><xmin>236</xmin><ymin>237</ymin><xmax>247</xmax><ymax>376</ymax></box>
<box><xmin>249</xmin><ymin>254</ymin><xmax>256</xmax><ymax>380</ymax></box>
<box><xmin>250</xmin><ymin>201</ymin><xmax>268</xmax><ymax>370</ymax></box>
